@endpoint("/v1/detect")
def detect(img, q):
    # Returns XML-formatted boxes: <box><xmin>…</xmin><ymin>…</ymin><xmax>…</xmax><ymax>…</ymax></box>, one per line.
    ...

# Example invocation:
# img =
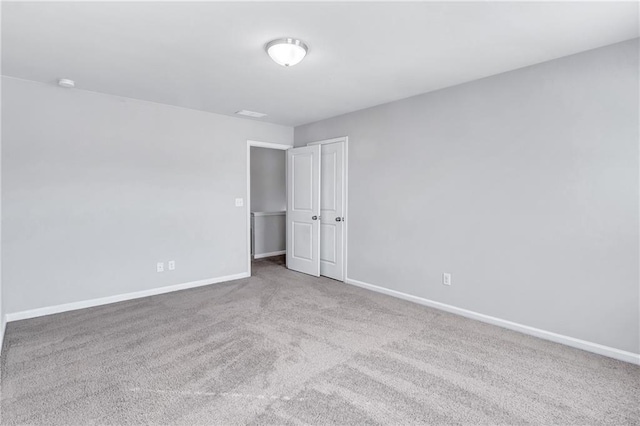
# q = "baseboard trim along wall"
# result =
<box><xmin>254</xmin><ymin>250</ymin><xmax>286</xmax><ymax>259</ymax></box>
<box><xmin>0</xmin><ymin>318</ymin><xmax>6</xmax><ymax>356</ymax></box>
<box><xmin>345</xmin><ymin>277</ymin><xmax>640</xmax><ymax>365</ymax></box>
<box><xmin>6</xmin><ymin>272</ymin><xmax>250</xmax><ymax>322</ymax></box>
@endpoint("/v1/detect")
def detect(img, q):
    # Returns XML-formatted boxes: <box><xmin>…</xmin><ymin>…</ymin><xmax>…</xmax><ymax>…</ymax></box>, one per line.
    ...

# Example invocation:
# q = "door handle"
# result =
<box><xmin>335</xmin><ymin>217</ymin><xmax>342</xmax><ymax>222</ymax></box>
<box><xmin>312</xmin><ymin>215</ymin><xmax>318</xmax><ymax>220</ymax></box>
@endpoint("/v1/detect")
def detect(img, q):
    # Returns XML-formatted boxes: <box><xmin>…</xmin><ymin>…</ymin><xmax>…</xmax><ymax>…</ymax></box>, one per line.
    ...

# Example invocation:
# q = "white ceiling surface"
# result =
<box><xmin>2</xmin><ymin>2</ymin><xmax>638</xmax><ymax>127</ymax></box>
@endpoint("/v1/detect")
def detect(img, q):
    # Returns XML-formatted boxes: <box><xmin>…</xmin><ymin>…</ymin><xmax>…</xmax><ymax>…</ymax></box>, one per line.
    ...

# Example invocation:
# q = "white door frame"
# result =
<box><xmin>306</xmin><ymin>136</ymin><xmax>349</xmax><ymax>282</ymax></box>
<box><xmin>246</xmin><ymin>140</ymin><xmax>291</xmax><ymax>276</ymax></box>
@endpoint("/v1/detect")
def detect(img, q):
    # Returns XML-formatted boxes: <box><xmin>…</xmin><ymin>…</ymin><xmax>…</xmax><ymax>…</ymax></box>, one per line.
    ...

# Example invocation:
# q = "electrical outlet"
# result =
<box><xmin>443</xmin><ymin>273</ymin><xmax>451</xmax><ymax>286</ymax></box>
<box><xmin>235</xmin><ymin>198</ymin><xmax>244</xmax><ymax>207</ymax></box>
<box><xmin>168</xmin><ymin>260</ymin><xmax>175</xmax><ymax>271</ymax></box>
<box><xmin>157</xmin><ymin>262</ymin><xmax>164</xmax><ymax>273</ymax></box>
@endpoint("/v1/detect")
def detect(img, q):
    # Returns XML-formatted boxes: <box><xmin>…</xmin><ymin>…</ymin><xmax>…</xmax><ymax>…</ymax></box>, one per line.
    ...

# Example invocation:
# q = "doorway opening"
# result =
<box><xmin>246</xmin><ymin>137</ymin><xmax>349</xmax><ymax>281</ymax></box>
<box><xmin>246</xmin><ymin>140</ymin><xmax>289</xmax><ymax>276</ymax></box>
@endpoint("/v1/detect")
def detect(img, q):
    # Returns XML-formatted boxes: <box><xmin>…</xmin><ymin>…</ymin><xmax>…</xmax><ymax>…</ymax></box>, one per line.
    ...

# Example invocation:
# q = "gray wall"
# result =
<box><xmin>2</xmin><ymin>76</ymin><xmax>292</xmax><ymax>314</ymax></box>
<box><xmin>295</xmin><ymin>39</ymin><xmax>639</xmax><ymax>354</ymax></box>
<box><xmin>250</xmin><ymin>147</ymin><xmax>286</xmax><ymax>213</ymax></box>
<box><xmin>0</xmin><ymin>70</ymin><xmax>4</xmax><ymax>347</ymax></box>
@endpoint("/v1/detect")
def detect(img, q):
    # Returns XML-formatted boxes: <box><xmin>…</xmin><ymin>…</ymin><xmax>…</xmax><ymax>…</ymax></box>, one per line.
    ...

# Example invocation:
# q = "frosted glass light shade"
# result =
<box><xmin>266</xmin><ymin>38</ymin><xmax>308</xmax><ymax>67</ymax></box>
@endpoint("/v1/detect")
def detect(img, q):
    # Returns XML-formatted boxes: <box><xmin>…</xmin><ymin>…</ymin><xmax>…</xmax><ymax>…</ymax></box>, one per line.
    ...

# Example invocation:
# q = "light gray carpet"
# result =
<box><xmin>1</xmin><ymin>256</ymin><xmax>638</xmax><ymax>425</ymax></box>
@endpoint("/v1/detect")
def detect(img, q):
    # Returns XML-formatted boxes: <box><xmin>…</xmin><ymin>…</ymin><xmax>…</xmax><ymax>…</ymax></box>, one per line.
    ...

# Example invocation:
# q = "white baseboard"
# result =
<box><xmin>345</xmin><ymin>277</ymin><xmax>640</xmax><ymax>365</ymax></box>
<box><xmin>0</xmin><ymin>316</ymin><xmax>6</xmax><ymax>356</ymax></box>
<box><xmin>254</xmin><ymin>250</ymin><xmax>286</xmax><ymax>259</ymax></box>
<box><xmin>6</xmin><ymin>272</ymin><xmax>250</xmax><ymax>322</ymax></box>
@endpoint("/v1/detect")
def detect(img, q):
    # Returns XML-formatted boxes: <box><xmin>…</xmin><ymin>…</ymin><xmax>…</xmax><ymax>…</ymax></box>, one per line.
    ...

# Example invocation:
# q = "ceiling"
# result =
<box><xmin>2</xmin><ymin>2</ymin><xmax>638</xmax><ymax>127</ymax></box>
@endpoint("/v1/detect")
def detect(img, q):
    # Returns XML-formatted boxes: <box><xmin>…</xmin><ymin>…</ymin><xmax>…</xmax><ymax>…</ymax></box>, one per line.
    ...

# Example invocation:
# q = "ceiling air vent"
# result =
<box><xmin>235</xmin><ymin>110</ymin><xmax>267</xmax><ymax>118</ymax></box>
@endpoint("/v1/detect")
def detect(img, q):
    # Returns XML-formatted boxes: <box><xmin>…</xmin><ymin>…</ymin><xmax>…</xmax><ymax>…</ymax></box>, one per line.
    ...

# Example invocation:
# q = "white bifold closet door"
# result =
<box><xmin>319</xmin><ymin>142</ymin><xmax>345</xmax><ymax>281</ymax></box>
<box><xmin>286</xmin><ymin>145</ymin><xmax>321</xmax><ymax>277</ymax></box>
<box><xmin>287</xmin><ymin>142</ymin><xmax>345</xmax><ymax>281</ymax></box>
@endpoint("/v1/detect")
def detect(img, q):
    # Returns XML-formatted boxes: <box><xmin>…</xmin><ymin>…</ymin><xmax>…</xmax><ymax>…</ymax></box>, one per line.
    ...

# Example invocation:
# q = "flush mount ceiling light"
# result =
<box><xmin>265</xmin><ymin>38</ymin><xmax>308</xmax><ymax>67</ymax></box>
